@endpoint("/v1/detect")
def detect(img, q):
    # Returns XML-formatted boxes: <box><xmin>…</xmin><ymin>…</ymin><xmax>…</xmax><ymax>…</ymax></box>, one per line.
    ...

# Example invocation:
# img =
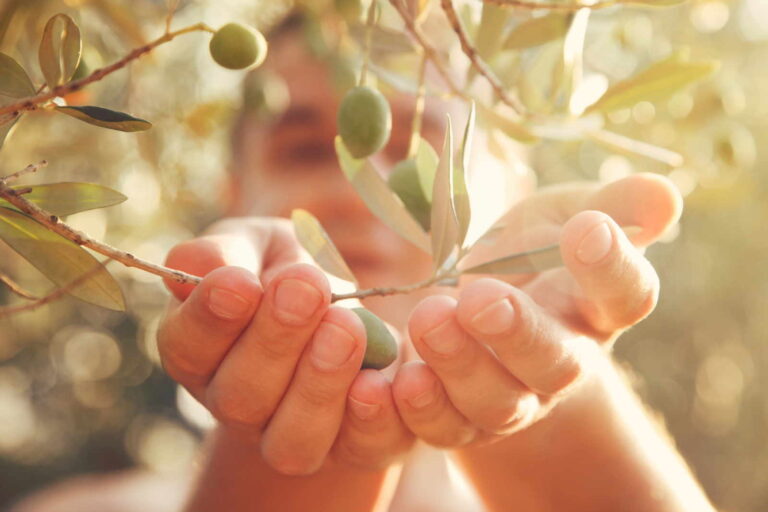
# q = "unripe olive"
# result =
<box><xmin>388</xmin><ymin>158</ymin><xmax>431</xmax><ymax>231</ymax></box>
<box><xmin>209</xmin><ymin>23</ymin><xmax>267</xmax><ymax>70</ymax></box>
<box><xmin>351</xmin><ymin>308</ymin><xmax>398</xmax><ymax>370</ymax></box>
<box><xmin>334</xmin><ymin>0</ymin><xmax>363</xmax><ymax>22</ymax></box>
<box><xmin>337</xmin><ymin>85</ymin><xmax>392</xmax><ymax>159</ymax></box>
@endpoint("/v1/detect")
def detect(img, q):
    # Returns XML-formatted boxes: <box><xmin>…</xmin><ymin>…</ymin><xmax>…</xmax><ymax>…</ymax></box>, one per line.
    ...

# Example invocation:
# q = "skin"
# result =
<box><xmin>11</xmin><ymin>18</ymin><xmax>715</xmax><ymax>512</ymax></box>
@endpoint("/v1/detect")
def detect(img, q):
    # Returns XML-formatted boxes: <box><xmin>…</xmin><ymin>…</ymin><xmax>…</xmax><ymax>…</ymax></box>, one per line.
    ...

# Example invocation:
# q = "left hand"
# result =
<box><xmin>389</xmin><ymin>173</ymin><xmax>682</xmax><ymax>446</ymax></box>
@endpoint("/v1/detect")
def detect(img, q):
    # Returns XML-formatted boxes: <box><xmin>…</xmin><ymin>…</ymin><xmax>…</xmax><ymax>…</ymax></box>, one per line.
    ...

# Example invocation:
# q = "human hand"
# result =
<box><xmin>157</xmin><ymin>218</ymin><xmax>412</xmax><ymax>474</ymax></box>
<box><xmin>390</xmin><ymin>173</ymin><xmax>682</xmax><ymax>446</ymax></box>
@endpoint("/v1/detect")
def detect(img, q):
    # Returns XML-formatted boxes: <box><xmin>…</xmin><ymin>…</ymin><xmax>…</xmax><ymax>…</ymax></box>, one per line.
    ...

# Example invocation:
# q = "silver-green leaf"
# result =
<box><xmin>415</xmin><ymin>137</ymin><xmax>438</xmax><ymax>202</ymax></box>
<box><xmin>0</xmin><ymin>182</ymin><xmax>127</xmax><ymax>217</ymax></box>
<box><xmin>430</xmin><ymin>116</ymin><xmax>459</xmax><ymax>272</ymax></box>
<box><xmin>55</xmin><ymin>106</ymin><xmax>151</xmax><ymax>132</ymax></box>
<box><xmin>503</xmin><ymin>13</ymin><xmax>571</xmax><ymax>51</ymax></box>
<box><xmin>0</xmin><ymin>53</ymin><xmax>35</xmax><ymax>101</ymax></box>
<box><xmin>39</xmin><ymin>13</ymin><xmax>82</xmax><ymax>89</ymax></box>
<box><xmin>291</xmin><ymin>208</ymin><xmax>357</xmax><ymax>285</ymax></box>
<box><xmin>454</xmin><ymin>102</ymin><xmax>474</xmax><ymax>248</ymax></box>
<box><xmin>0</xmin><ymin>207</ymin><xmax>125</xmax><ymax>310</ymax></box>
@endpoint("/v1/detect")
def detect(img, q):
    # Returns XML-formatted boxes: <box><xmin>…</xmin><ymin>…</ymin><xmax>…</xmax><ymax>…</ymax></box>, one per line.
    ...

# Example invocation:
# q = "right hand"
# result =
<box><xmin>157</xmin><ymin>217</ymin><xmax>413</xmax><ymax>475</ymax></box>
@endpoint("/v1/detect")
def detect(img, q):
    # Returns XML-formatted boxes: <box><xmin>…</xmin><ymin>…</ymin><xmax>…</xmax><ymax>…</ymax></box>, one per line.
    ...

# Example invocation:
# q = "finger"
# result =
<box><xmin>587</xmin><ymin>173</ymin><xmax>682</xmax><ymax>247</ymax></box>
<box><xmin>259</xmin><ymin>307</ymin><xmax>366</xmax><ymax>475</ymax></box>
<box><xmin>332</xmin><ymin>370</ymin><xmax>413</xmax><ymax>470</ymax></box>
<box><xmin>205</xmin><ymin>263</ymin><xmax>331</xmax><ymax>430</ymax></box>
<box><xmin>560</xmin><ymin>210</ymin><xmax>660</xmax><ymax>334</ymax></box>
<box><xmin>392</xmin><ymin>361</ymin><xmax>476</xmax><ymax>447</ymax></box>
<box><xmin>157</xmin><ymin>266</ymin><xmax>262</xmax><ymax>399</ymax></box>
<box><xmin>408</xmin><ymin>296</ymin><xmax>540</xmax><ymax>435</ymax></box>
<box><xmin>455</xmin><ymin>278</ymin><xmax>584</xmax><ymax>396</ymax></box>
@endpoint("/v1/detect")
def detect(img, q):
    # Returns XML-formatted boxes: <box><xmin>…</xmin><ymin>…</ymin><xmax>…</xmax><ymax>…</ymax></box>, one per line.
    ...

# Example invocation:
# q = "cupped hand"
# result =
<box><xmin>157</xmin><ymin>218</ymin><xmax>412</xmax><ymax>475</ymax></box>
<box><xmin>391</xmin><ymin>173</ymin><xmax>682</xmax><ymax>446</ymax></box>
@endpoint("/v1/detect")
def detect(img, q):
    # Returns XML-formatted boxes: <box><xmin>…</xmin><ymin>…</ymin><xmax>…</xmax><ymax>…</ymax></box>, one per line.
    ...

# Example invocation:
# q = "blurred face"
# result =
<box><xmin>230</xmin><ymin>33</ymin><xmax>447</xmax><ymax>297</ymax></box>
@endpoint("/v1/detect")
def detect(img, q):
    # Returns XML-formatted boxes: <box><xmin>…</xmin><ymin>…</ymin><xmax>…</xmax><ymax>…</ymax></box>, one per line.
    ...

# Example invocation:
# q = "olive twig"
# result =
<box><xmin>483</xmin><ymin>0</ymin><xmax>620</xmax><ymax>10</ymax></box>
<box><xmin>0</xmin><ymin>272</ymin><xmax>40</xmax><ymax>301</ymax></box>
<box><xmin>331</xmin><ymin>269</ymin><xmax>460</xmax><ymax>302</ymax></box>
<box><xmin>0</xmin><ymin>22</ymin><xmax>216</xmax><ymax>119</ymax></box>
<box><xmin>1</xmin><ymin>160</ymin><xmax>48</xmax><ymax>182</ymax></box>
<box><xmin>0</xmin><ymin>177</ymin><xmax>202</xmax><ymax>287</ymax></box>
<box><xmin>358</xmin><ymin>0</ymin><xmax>378</xmax><ymax>86</ymax></box>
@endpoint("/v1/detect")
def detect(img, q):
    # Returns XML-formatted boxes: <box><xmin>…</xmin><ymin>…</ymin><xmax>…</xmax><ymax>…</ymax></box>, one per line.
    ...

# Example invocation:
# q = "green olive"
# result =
<box><xmin>337</xmin><ymin>85</ymin><xmax>392</xmax><ymax>159</ymax></box>
<box><xmin>351</xmin><ymin>308</ymin><xmax>398</xmax><ymax>370</ymax></box>
<box><xmin>334</xmin><ymin>0</ymin><xmax>363</xmax><ymax>22</ymax></box>
<box><xmin>388</xmin><ymin>158</ymin><xmax>431</xmax><ymax>231</ymax></box>
<box><xmin>209</xmin><ymin>23</ymin><xmax>267</xmax><ymax>70</ymax></box>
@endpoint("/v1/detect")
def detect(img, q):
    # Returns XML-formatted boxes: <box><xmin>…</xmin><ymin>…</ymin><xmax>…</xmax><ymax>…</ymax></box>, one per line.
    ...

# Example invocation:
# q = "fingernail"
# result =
<box><xmin>310</xmin><ymin>323</ymin><xmax>356</xmax><ymax>371</ymax></box>
<box><xmin>348</xmin><ymin>396</ymin><xmax>380</xmax><ymax>420</ymax></box>
<box><xmin>208</xmin><ymin>288</ymin><xmax>253</xmax><ymax>320</ymax></box>
<box><xmin>471</xmin><ymin>298</ymin><xmax>515</xmax><ymax>335</ymax></box>
<box><xmin>407</xmin><ymin>386</ymin><xmax>435</xmax><ymax>409</ymax></box>
<box><xmin>576</xmin><ymin>222</ymin><xmax>613</xmax><ymax>265</ymax></box>
<box><xmin>422</xmin><ymin>318</ymin><xmax>463</xmax><ymax>355</ymax></box>
<box><xmin>274</xmin><ymin>279</ymin><xmax>323</xmax><ymax>325</ymax></box>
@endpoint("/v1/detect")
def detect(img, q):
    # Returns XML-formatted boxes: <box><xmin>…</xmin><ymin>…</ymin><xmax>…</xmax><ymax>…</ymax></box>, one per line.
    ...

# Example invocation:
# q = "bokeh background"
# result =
<box><xmin>0</xmin><ymin>0</ymin><xmax>765</xmax><ymax>510</ymax></box>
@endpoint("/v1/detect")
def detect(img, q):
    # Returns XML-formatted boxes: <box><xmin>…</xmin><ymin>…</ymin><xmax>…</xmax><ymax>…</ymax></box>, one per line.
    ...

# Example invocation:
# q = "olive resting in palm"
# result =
<box><xmin>351</xmin><ymin>308</ymin><xmax>398</xmax><ymax>370</ymax></box>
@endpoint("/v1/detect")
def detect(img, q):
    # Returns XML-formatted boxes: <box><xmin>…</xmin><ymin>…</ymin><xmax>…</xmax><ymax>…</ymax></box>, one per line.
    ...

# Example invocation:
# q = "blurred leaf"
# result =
<box><xmin>588</xmin><ymin>129</ymin><xmax>683</xmax><ymax>167</ymax></box>
<box><xmin>626</xmin><ymin>0</ymin><xmax>685</xmax><ymax>5</ymax></box>
<box><xmin>0</xmin><ymin>182</ymin><xmax>127</xmax><ymax>217</ymax></box>
<box><xmin>586</xmin><ymin>51</ymin><xmax>719</xmax><ymax>114</ymax></box>
<box><xmin>0</xmin><ymin>207</ymin><xmax>125</xmax><ymax>310</ymax></box>
<box><xmin>349</xmin><ymin>24</ymin><xmax>414</xmax><ymax>58</ymax></box>
<box><xmin>291</xmin><ymin>208</ymin><xmax>357</xmax><ymax>285</ymax></box>
<box><xmin>454</xmin><ymin>102</ymin><xmax>474</xmax><ymax>248</ymax></box>
<box><xmin>476</xmin><ymin>4</ymin><xmax>512</xmax><ymax>59</ymax></box>
<box><xmin>0</xmin><ymin>52</ymin><xmax>35</xmax><ymax>101</ymax></box>
<box><xmin>55</xmin><ymin>106</ymin><xmax>151</xmax><ymax>132</ymax></box>
<box><xmin>478</xmin><ymin>103</ymin><xmax>538</xmax><ymax>144</ymax></box>
<box><xmin>415</xmin><ymin>137</ymin><xmax>438</xmax><ymax>202</ymax></box>
<box><xmin>335</xmin><ymin>136</ymin><xmax>430</xmax><ymax>253</ymax></box>
<box><xmin>461</xmin><ymin>244</ymin><xmax>562</xmax><ymax>275</ymax></box>
<box><xmin>503</xmin><ymin>13</ymin><xmax>570</xmax><ymax>50</ymax></box>
<box><xmin>430</xmin><ymin>117</ymin><xmax>459</xmax><ymax>272</ymax></box>
<box><xmin>39</xmin><ymin>13</ymin><xmax>82</xmax><ymax>89</ymax></box>
<box><xmin>0</xmin><ymin>115</ymin><xmax>19</xmax><ymax>150</ymax></box>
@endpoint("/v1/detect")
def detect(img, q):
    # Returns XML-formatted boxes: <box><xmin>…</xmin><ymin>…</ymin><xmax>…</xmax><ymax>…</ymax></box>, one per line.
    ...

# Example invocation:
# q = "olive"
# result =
<box><xmin>209</xmin><ymin>23</ymin><xmax>267</xmax><ymax>70</ymax></box>
<box><xmin>351</xmin><ymin>308</ymin><xmax>398</xmax><ymax>370</ymax></box>
<box><xmin>334</xmin><ymin>0</ymin><xmax>363</xmax><ymax>22</ymax></box>
<box><xmin>337</xmin><ymin>85</ymin><xmax>392</xmax><ymax>158</ymax></box>
<box><xmin>388</xmin><ymin>158</ymin><xmax>431</xmax><ymax>231</ymax></box>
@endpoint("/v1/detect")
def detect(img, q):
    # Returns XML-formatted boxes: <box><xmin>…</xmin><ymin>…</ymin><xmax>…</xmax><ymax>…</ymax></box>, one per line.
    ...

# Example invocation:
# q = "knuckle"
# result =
<box><xmin>296</xmin><ymin>379</ymin><xmax>339</xmax><ymax>409</ymax></box>
<box><xmin>261</xmin><ymin>446</ymin><xmax>322</xmax><ymax>476</ymax></box>
<box><xmin>475</xmin><ymin>401</ymin><xmax>527</xmax><ymax>434</ymax></box>
<box><xmin>423</xmin><ymin>426</ymin><xmax>475</xmax><ymax>449</ymax></box>
<box><xmin>544</xmin><ymin>354</ymin><xmax>584</xmax><ymax>395</ymax></box>
<box><xmin>207</xmin><ymin>385</ymin><xmax>267</xmax><ymax>429</ymax></box>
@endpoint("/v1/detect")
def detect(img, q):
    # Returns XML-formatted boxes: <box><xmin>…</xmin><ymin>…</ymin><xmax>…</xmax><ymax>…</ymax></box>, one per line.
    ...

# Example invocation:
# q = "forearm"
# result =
<box><xmin>184</xmin><ymin>427</ymin><xmax>400</xmax><ymax>512</ymax></box>
<box><xmin>453</xmin><ymin>346</ymin><xmax>714</xmax><ymax>512</ymax></box>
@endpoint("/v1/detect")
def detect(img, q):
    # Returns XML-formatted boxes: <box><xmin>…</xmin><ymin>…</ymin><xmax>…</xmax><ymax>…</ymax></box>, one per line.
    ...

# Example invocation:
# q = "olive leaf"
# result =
<box><xmin>415</xmin><ymin>137</ymin><xmax>438</xmax><ymax>202</ymax></box>
<box><xmin>454</xmin><ymin>102</ymin><xmax>474</xmax><ymax>248</ymax></box>
<box><xmin>0</xmin><ymin>182</ymin><xmax>127</xmax><ymax>217</ymax></box>
<box><xmin>430</xmin><ymin>116</ymin><xmax>459</xmax><ymax>272</ymax></box>
<box><xmin>0</xmin><ymin>53</ymin><xmax>36</xmax><ymax>100</ymax></box>
<box><xmin>349</xmin><ymin>25</ymin><xmax>414</xmax><ymax>58</ymax></box>
<box><xmin>586</xmin><ymin>50</ymin><xmax>719</xmax><ymax>114</ymax></box>
<box><xmin>588</xmin><ymin>129</ymin><xmax>683</xmax><ymax>167</ymax></box>
<box><xmin>291</xmin><ymin>208</ymin><xmax>358</xmax><ymax>286</ymax></box>
<box><xmin>0</xmin><ymin>207</ymin><xmax>125</xmax><ymax>310</ymax></box>
<box><xmin>477</xmin><ymin>103</ymin><xmax>538</xmax><ymax>144</ymax></box>
<box><xmin>503</xmin><ymin>13</ymin><xmax>571</xmax><ymax>51</ymax></box>
<box><xmin>334</xmin><ymin>136</ymin><xmax>430</xmax><ymax>253</ymax></box>
<box><xmin>626</xmin><ymin>0</ymin><xmax>685</xmax><ymax>5</ymax></box>
<box><xmin>0</xmin><ymin>116</ymin><xmax>20</xmax><ymax>150</ymax></box>
<box><xmin>475</xmin><ymin>4</ymin><xmax>512</xmax><ymax>59</ymax></box>
<box><xmin>55</xmin><ymin>106</ymin><xmax>152</xmax><ymax>132</ymax></box>
<box><xmin>39</xmin><ymin>13</ymin><xmax>82</xmax><ymax>89</ymax></box>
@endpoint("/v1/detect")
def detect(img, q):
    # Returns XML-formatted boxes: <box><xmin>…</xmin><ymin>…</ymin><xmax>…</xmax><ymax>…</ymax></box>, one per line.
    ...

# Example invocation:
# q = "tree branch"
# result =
<box><xmin>331</xmin><ymin>271</ymin><xmax>458</xmax><ymax>302</ymax></box>
<box><xmin>0</xmin><ymin>22</ymin><xmax>215</xmax><ymax>119</ymax></box>
<box><xmin>2</xmin><ymin>160</ymin><xmax>47</xmax><ymax>182</ymax></box>
<box><xmin>441</xmin><ymin>0</ymin><xmax>526</xmax><ymax>117</ymax></box>
<box><xmin>0</xmin><ymin>272</ymin><xmax>39</xmax><ymax>301</ymax></box>
<box><xmin>0</xmin><ymin>179</ymin><xmax>202</xmax><ymax>286</ymax></box>
<box><xmin>482</xmin><ymin>0</ymin><xmax>620</xmax><ymax>10</ymax></box>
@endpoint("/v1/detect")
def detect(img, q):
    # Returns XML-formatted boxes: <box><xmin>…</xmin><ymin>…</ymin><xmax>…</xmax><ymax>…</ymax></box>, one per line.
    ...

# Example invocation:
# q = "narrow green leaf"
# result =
<box><xmin>430</xmin><ymin>117</ymin><xmax>459</xmax><ymax>272</ymax></box>
<box><xmin>475</xmin><ymin>4</ymin><xmax>512</xmax><ymax>59</ymax></box>
<box><xmin>39</xmin><ymin>13</ymin><xmax>82</xmax><ymax>89</ymax></box>
<box><xmin>503</xmin><ymin>13</ymin><xmax>570</xmax><ymax>50</ymax></box>
<box><xmin>335</xmin><ymin>137</ymin><xmax>430</xmax><ymax>253</ymax></box>
<box><xmin>588</xmin><ymin>129</ymin><xmax>683</xmax><ymax>167</ymax></box>
<box><xmin>0</xmin><ymin>207</ymin><xmax>125</xmax><ymax>310</ymax></box>
<box><xmin>477</xmin><ymin>103</ymin><xmax>538</xmax><ymax>144</ymax></box>
<box><xmin>461</xmin><ymin>243</ymin><xmax>562</xmax><ymax>275</ymax></box>
<box><xmin>0</xmin><ymin>115</ymin><xmax>19</xmax><ymax>150</ymax></box>
<box><xmin>627</xmin><ymin>0</ymin><xmax>685</xmax><ymax>5</ymax></box>
<box><xmin>55</xmin><ymin>105</ymin><xmax>151</xmax><ymax>132</ymax></box>
<box><xmin>454</xmin><ymin>102</ymin><xmax>474</xmax><ymax>248</ymax></box>
<box><xmin>415</xmin><ymin>137</ymin><xmax>438</xmax><ymax>202</ymax></box>
<box><xmin>0</xmin><ymin>182</ymin><xmax>127</xmax><ymax>217</ymax></box>
<box><xmin>0</xmin><ymin>53</ymin><xmax>35</xmax><ymax>100</ymax></box>
<box><xmin>586</xmin><ymin>51</ymin><xmax>719</xmax><ymax>114</ymax></box>
<box><xmin>291</xmin><ymin>209</ymin><xmax>357</xmax><ymax>285</ymax></box>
